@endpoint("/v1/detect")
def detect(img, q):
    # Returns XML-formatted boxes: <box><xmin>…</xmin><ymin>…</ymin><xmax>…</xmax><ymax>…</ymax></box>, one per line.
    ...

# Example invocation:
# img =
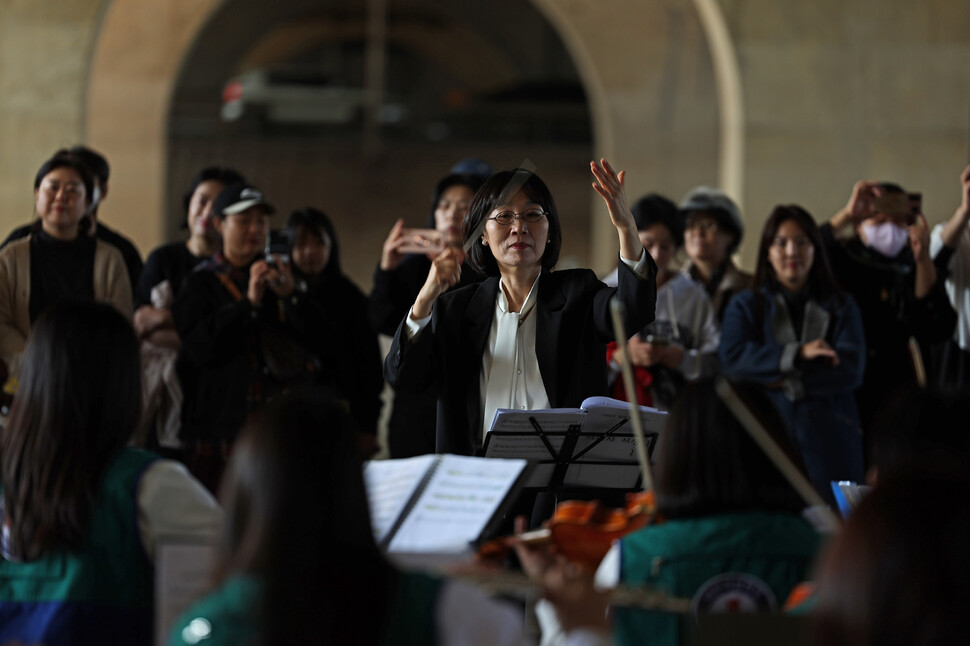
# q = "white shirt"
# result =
<box><xmin>930</xmin><ymin>223</ymin><xmax>970</xmax><ymax>350</ymax></box>
<box><xmin>406</xmin><ymin>250</ymin><xmax>651</xmax><ymax>444</ymax></box>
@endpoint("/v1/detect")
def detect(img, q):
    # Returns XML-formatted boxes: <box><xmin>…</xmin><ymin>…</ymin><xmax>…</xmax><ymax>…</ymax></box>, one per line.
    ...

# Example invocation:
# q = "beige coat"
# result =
<box><xmin>0</xmin><ymin>235</ymin><xmax>132</xmax><ymax>379</ymax></box>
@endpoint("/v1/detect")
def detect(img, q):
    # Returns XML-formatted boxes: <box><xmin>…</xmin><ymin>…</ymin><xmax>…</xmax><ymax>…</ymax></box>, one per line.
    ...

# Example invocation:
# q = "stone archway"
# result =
<box><xmin>86</xmin><ymin>0</ymin><xmax>741</xmax><ymax>274</ymax></box>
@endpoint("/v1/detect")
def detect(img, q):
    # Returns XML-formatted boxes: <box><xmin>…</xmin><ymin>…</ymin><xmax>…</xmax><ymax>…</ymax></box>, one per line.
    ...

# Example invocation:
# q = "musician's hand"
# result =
<box><xmin>511</xmin><ymin>516</ymin><xmax>557</xmax><ymax>584</ymax></box>
<box><xmin>543</xmin><ymin>559</ymin><xmax>611</xmax><ymax>634</ymax></box>
<box><xmin>800</xmin><ymin>339</ymin><xmax>839</xmax><ymax>366</ymax></box>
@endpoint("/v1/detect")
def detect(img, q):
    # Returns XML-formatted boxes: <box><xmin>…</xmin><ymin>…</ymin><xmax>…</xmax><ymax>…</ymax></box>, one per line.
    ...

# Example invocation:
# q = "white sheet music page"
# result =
<box><xmin>363</xmin><ymin>455</ymin><xmax>437</xmax><ymax>544</ymax></box>
<box><xmin>386</xmin><ymin>455</ymin><xmax>527</xmax><ymax>554</ymax></box>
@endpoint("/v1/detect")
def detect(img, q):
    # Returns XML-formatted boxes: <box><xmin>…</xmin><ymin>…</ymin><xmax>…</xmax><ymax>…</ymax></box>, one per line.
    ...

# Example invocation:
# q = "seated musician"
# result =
<box><xmin>167</xmin><ymin>387</ymin><xmax>610</xmax><ymax>646</ymax></box>
<box><xmin>521</xmin><ymin>380</ymin><xmax>822</xmax><ymax>646</ymax></box>
<box><xmin>384</xmin><ymin>160</ymin><xmax>657</xmax><ymax>457</ymax></box>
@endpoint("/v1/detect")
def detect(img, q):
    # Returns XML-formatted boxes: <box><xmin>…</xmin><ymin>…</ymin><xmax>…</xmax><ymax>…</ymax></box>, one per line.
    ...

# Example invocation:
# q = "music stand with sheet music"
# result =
<box><xmin>481</xmin><ymin>402</ymin><xmax>664</xmax><ymax>496</ymax></box>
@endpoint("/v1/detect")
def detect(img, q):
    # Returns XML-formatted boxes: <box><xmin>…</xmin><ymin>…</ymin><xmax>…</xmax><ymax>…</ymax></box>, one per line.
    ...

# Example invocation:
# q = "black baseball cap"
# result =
<box><xmin>212</xmin><ymin>183</ymin><xmax>276</xmax><ymax>219</ymax></box>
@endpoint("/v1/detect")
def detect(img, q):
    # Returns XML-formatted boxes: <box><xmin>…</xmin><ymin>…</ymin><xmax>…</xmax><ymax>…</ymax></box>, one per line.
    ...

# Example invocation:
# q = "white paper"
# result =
<box><xmin>386</xmin><ymin>455</ymin><xmax>527</xmax><ymax>553</ymax></box>
<box><xmin>363</xmin><ymin>455</ymin><xmax>437</xmax><ymax>543</ymax></box>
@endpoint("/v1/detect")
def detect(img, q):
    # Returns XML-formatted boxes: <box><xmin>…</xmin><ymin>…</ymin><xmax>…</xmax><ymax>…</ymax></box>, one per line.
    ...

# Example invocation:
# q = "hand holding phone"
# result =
<box><xmin>398</xmin><ymin>228</ymin><xmax>445</xmax><ymax>255</ymax></box>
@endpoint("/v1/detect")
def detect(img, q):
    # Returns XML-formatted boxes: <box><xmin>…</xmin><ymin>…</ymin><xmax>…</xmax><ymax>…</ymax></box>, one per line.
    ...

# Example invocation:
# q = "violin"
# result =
<box><xmin>478</xmin><ymin>490</ymin><xmax>660</xmax><ymax>571</ymax></box>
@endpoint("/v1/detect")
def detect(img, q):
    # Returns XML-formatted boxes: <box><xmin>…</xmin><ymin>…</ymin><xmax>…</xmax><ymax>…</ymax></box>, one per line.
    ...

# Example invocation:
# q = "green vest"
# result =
<box><xmin>614</xmin><ymin>511</ymin><xmax>821</xmax><ymax>646</ymax></box>
<box><xmin>167</xmin><ymin>570</ymin><xmax>441</xmax><ymax>646</ymax></box>
<box><xmin>0</xmin><ymin>448</ymin><xmax>159</xmax><ymax>645</ymax></box>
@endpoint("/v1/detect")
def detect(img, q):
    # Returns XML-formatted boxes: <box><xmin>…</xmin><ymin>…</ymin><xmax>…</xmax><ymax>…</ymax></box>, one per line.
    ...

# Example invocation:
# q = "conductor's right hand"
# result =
<box><xmin>411</xmin><ymin>247</ymin><xmax>464</xmax><ymax>320</ymax></box>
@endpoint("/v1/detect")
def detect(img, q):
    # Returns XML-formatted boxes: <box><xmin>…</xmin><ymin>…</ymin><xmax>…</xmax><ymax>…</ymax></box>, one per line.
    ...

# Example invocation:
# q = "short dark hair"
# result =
<box><xmin>463</xmin><ymin>169</ymin><xmax>562</xmax><ymax>276</ymax></box>
<box><xmin>34</xmin><ymin>153</ymin><xmax>95</xmax><ymax>207</ymax></box>
<box><xmin>655</xmin><ymin>380</ymin><xmax>807</xmax><ymax>518</ymax></box>
<box><xmin>215</xmin><ymin>387</ymin><xmax>395</xmax><ymax>645</ymax></box>
<box><xmin>285</xmin><ymin>207</ymin><xmax>341</xmax><ymax>278</ymax></box>
<box><xmin>60</xmin><ymin>145</ymin><xmax>109</xmax><ymax>186</ymax></box>
<box><xmin>632</xmin><ymin>193</ymin><xmax>682</xmax><ymax>246</ymax></box>
<box><xmin>813</xmin><ymin>468</ymin><xmax>970</xmax><ymax>646</ymax></box>
<box><xmin>1</xmin><ymin>301</ymin><xmax>141</xmax><ymax>560</ymax></box>
<box><xmin>182</xmin><ymin>166</ymin><xmax>246</xmax><ymax>215</ymax></box>
<box><xmin>753</xmin><ymin>204</ymin><xmax>843</xmax><ymax>303</ymax></box>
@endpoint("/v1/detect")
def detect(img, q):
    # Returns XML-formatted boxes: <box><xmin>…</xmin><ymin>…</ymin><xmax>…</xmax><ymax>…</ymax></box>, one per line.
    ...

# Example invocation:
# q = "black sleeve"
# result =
<box><xmin>135</xmin><ymin>246</ymin><xmax>168</xmax><ymax>308</ymax></box>
<box><xmin>368</xmin><ymin>256</ymin><xmax>428</xmax><ymax>335</ymax></box>
<box><xmin>173</xmin><ymin>272</ymin><xmax>254</xmax><ymax>366</ymax></box>
<box><xmin>912</xmin><ymin>276</ymin><xmax>957</xmax><ymax>346</ymax></box>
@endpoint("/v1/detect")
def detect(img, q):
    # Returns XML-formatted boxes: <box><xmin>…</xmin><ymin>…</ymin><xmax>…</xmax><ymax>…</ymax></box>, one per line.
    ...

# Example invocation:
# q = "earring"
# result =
<box><xmin>547</xmin><ymin>239</ymin><xmax>551</xmax><ymax>244</ymax></box>
<box><xmin>482</xmin><ymin>237</ymin><xmax>488</xmax><ymax>246</ymax></box>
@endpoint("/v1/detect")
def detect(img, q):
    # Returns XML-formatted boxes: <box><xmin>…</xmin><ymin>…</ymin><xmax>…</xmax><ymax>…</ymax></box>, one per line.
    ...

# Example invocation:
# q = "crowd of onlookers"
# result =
<box><xmin>0</xmin><ymin>145</ymin><xmax>967</xmax><ymax>645</ymax></box>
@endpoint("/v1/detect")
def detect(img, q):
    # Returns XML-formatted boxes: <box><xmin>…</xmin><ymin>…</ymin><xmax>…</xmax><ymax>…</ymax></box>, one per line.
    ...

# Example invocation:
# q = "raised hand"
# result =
<box><xmin>380</xmin><ymin>218</ymin><xmax>409</xmax><ymax>270</ymax></box>
<box><xmin>590</xmin><ymin>158</ymin><xmax>642</xmax><ymax>262</ymax></box>
<box><xmin>411</xmin><ymin>247</ymin><xmax>464</xmax><ymax>320</ymax></box>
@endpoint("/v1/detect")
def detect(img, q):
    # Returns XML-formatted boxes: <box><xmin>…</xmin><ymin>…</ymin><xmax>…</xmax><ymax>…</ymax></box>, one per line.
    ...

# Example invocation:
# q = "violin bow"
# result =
<box><xmin>714</xmin><ymin>377</ymin><xmax>840</xmax><ymax>527</ymax></box>
<box><xmin>609</xmin><ymin>298</ymin><xmax>655</xmax><ymax>493</ymax></box>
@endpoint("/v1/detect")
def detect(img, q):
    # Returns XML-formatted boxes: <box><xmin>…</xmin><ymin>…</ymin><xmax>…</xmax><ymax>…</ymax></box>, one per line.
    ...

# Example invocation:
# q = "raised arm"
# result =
<box><xmin>590</xmin><ymin>159</ymin><xmax>644</xmax><ymax>262</ymax></box>
<box><xmin>939</xmin><ymin>164</ymin><xmax>970</xmax><ymax>248</ymax></box>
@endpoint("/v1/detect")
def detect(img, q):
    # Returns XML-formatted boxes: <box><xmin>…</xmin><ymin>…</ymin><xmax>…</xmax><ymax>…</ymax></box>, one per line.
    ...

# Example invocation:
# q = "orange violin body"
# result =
<box><xmin>548</xmin><ymin>491</ymin><xmax>658</xmax><ymax>570</ymax></box>
<box><xmin>478</xmin><ymin>491</ymin><xmax>660</xmax><ymax>570</ymax></box>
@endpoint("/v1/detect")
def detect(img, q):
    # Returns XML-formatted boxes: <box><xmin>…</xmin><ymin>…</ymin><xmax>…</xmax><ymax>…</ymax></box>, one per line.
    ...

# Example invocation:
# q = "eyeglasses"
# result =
<box><xmin>40</xmin><ymin>181</ymin><xmax>84</xmax><ymax>198</ymax></box>
<box><xmin>685</xmin><ymin>219</ymin><xmax>719</xmax><ymax>234</ymax></box>
<box><xmin>486</xmin><ymin>210</ymin><xmax>547</xmax><ymax>226</ymax></box>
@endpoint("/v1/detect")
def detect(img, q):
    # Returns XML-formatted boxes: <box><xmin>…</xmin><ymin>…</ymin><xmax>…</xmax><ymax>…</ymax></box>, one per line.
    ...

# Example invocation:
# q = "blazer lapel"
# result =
<box><xmin>536</xmin><ymin>272</ymin><xmax>565</xmax><ymax>406</ymax></box>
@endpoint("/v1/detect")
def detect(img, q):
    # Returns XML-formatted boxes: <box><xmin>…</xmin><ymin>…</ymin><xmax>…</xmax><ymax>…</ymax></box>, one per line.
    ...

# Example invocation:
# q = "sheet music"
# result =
<box><xmin>363</xmin><ymin>455</ymin><xmax>437</xmax><ymax>543</ymax></box>
<box><xmin>489</xmin><ymin>408</ymin><xmax>585</xmax><ymax>434</ymax></box>
<box><xmin>580</xmin><ymin>396</ymin><xmax>668</xmax><ymax>434</ymax></box>
<box><xmin>387</xmin><ymin>455</ymin><xmax>527</xmax><ymax>553</ymax></box>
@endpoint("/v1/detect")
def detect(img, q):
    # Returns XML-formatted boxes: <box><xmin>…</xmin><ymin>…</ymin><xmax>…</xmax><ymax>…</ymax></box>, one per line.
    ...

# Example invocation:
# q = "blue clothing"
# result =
<box><xmin>0</xmin><ymin>449</ymin><xmax>159</xmax><ymax>646</ymax></box>
<box><xmin>719</xmin><ymin>288</ymin><xmax>866</xmax><ymax>503</ymax></box>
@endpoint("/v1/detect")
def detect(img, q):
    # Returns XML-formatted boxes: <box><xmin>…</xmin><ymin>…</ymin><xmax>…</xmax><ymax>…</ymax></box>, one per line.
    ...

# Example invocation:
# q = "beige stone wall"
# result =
<box><xmin>2</xmin><ymin>0</ymin><xmax>970</xmax><ymax>280</ymax></box>
<box><xmin>0</xmin><ymin>0</ymin><xmax>104</xmax><ymax>236</ymax></box>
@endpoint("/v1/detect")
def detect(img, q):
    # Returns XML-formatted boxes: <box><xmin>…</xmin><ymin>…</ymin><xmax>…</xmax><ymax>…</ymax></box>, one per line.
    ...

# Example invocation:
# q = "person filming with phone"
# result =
<box><xmin>821</xmin><ymin>180</ymin><xmax>955</xmax><ymax>459</ymax></box>
<box><xmin>172</xmin><ymin>183</ymin><xmax>339</xmax><ymax>492</ymax></box>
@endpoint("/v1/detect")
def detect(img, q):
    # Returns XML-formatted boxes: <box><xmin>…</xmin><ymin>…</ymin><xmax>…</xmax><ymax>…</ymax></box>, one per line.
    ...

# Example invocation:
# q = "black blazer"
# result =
<box><xmin>384</xmin><ymin>257</ymin><xmax>657</xmax><ymax>455</ymax></box>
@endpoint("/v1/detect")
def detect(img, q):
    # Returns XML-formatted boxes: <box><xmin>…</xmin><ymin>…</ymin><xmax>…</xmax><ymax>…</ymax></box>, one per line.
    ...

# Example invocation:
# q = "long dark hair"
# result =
<box><xmin>214</xmin><ymin>387</ymin><xmax>396</xmax><ymax>646</ymax></box>
<box><xmin>463</xmin><ymin>169</ymin><xmax>563</xmax><ymax>276</ymax></box>
<box><xmin>753</xmin><ymin>205</ymin><xmax>842</xmax><ymax>303</ymax></box>
<box><xmin>655</xmin><ymin>380</ymin><xmax>807</xmax><ymax>518</ymax></box>
<box><xmin>285</xmin><ymin>207</ymin><xmax>342</xmax><ymax>281</ymax></box>
<box><xmin>1</xmin><ymin>301</ymin><xmax>141</xmax><ymax>560</ymax></box>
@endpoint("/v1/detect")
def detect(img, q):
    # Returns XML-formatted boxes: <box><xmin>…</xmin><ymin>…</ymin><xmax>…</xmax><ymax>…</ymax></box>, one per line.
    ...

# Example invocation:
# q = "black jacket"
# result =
<box><xmin>385</xmin><ymin>258</ymin><xmax>657</xmax><ymax>456</ymax></box>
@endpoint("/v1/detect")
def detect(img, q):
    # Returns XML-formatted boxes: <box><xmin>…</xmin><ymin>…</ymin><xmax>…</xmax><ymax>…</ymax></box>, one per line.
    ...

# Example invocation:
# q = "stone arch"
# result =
<box><xmin>85</xmin><ymin>0</ymin><xmax>741</xmax><ymax>272</ymax></box>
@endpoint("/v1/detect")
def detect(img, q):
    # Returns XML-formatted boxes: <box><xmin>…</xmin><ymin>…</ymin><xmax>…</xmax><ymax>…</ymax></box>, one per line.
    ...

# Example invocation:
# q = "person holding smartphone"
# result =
<box><xmin>369</xmin><ymin>171</ymin><xmax>486</xmax><ymax>458</ymax></box>
<box><xmin>822</xmin><ymin>179</ymin><xmax>955</xmax><ymax>458</ymax></box>
<box><xmin>606</xmin><ymin>193</ymin><xmax>719</xmax><ymax>408</ymax></box>
<box><xmin>172</xmin><ymin>183</ymin><xmax>338</xmax><ymax>492</ymax></box>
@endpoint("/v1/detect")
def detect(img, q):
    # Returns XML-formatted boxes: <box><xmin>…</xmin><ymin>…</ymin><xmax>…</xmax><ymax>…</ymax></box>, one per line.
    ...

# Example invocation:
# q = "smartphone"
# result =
<box><xmin>642</xmin><ymin>334</ymin><xmax>670</xmax><ymax>346</ymax></box>
<box><xmin>264</xmin><ymin>230</ymin><xmax>291</xmax><ymax>268</ymax></box>
<box><xmin>874</xmin><ymin>192</ymin><xmax>917</xmax><ymax>225</ymax></box>
<box><xmin>399</xmin><ymin>228</ymin><xmax>445</xmax><ymax>255</ymax></box>
<box><xmin>909</xmin><ymin>192</ymin><xmax>922</xmax><ymax>218</ymax></box>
